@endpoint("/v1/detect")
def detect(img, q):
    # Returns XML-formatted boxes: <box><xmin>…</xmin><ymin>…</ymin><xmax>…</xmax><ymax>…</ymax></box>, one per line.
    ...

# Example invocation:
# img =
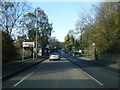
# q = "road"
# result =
<box><xmin>2</xmin><ymin>54</ymin><xmax>119</xmax><ymax>88</ymax></box>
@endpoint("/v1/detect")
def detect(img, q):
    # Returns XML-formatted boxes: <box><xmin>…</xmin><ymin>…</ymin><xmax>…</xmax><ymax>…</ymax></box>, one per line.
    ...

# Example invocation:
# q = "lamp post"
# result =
<box><xmin>72</xmin><ymin>31</ymin><xmax>76</xmax><ymax>56</ymax></box>
<box><xmin>36</xmin><ymin>8</ymin><xmax>38</xmax><ymax>59</ymax></box>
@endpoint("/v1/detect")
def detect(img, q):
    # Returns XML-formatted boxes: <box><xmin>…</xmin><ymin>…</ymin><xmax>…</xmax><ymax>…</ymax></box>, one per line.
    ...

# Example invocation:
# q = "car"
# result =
<box><xmin>49</xmin><ymin>52</ymin><xmax>60</xmax><ymax>61</ymax></box>
<box><xmin>72</xmin><ymin>52</ymin><xmax>80</xmax><ymax>56</ymax></box>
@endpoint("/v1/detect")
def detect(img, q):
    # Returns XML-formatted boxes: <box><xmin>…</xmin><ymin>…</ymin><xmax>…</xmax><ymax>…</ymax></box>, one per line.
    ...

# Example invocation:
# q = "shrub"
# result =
<box><xmin>2</xmin><ymin>31</ymin><xmax>18</xmax><ymax>64</ymax></box>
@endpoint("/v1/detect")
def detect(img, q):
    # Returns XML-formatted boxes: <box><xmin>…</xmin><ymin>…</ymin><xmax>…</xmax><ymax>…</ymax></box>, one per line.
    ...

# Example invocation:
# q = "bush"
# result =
<box><xmin>2</xmin><ymin>31</ymin><xmax>18</xmax><ymax>64</ymax></box>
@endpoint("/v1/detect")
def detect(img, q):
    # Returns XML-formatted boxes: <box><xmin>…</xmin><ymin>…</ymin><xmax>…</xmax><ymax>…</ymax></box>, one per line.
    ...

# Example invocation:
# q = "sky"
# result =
<box><xmin>30</xmin><ymin>2</ymin><xmax>100</xmax><ymax>42</ymax></box>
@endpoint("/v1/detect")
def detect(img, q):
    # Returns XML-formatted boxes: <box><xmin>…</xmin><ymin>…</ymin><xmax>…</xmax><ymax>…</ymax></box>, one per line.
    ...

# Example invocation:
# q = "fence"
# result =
<box><xmin>98</xmin><ymin>54</ymin><xmax>120</xmax><ymax>64</ymax></box>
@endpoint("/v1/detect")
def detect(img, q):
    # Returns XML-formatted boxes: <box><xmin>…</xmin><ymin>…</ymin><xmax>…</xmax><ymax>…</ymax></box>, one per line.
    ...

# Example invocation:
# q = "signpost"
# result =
<box><xmin>92</xmin><ymin>42</ymin><xmax>96</xmax><ymax>47</ymax></box>
<box><xmin>72</xmin><ymin>47</ymin><xmax>75</xmax><ymax>56</ymax></box>
<box><xmin>46</xmin><ymin>44</ymin><xmax>50</xmax><ymax>56</ymax></box>
<box><xmin>22</xmin><ymin>42</ymin><xmax>35</xmax><ymax>61</ymax></box>
<box><xmin>92</xmin><ymin>42</ymin><xmax>97</xmax><ymax>60</ymax></box>
<box><xmin>72</xmin><ymin>47</ymin><xmax>75</xmax><ymax>51</ymax></box>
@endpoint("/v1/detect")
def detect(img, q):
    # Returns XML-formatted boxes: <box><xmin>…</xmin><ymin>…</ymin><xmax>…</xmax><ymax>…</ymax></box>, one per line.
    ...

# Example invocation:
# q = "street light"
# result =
<box><xmin>72</xmin><ymin>30</ymin><xmax>76</xmax><ymax>56</ymax></box>
<box><xmin>35</xmin><ymin>8</ymin><xmax>38</xmax><ymax>59</ymax></box>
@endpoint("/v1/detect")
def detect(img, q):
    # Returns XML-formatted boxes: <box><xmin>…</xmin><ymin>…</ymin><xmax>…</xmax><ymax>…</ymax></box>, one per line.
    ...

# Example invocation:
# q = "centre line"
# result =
<box><xmin>13</xmin><ymin>72</ymin><xmax>34</xmax><ymax>87</ymax></box>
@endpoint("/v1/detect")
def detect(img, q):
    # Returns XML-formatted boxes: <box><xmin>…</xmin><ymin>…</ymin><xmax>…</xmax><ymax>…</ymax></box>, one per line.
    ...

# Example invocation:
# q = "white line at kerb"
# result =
<box><xmin>13</xmin><ymin>72</ymin><xmax>34</xmax><ymax>87</ymax></box>
<box><xmin>70</xmin><ymin>61</ymin><xmax>103</xmax><ymax>86</ymax></box>
<box><xmin>83</xmin><ymin>71</ymin><xmax>104</xmax><ymax>85</ymax></box>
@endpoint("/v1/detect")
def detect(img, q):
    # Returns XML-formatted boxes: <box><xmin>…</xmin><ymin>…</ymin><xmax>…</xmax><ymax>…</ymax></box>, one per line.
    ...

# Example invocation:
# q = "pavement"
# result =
<box><xmin>79</xmin><ymin>57</ymin><xmax>119</xmax><ymax>69</ymax></box>
<box><xmin>67</xmin><ymin>54</ymin><xmax>119</xmax><ymax>74</ymax></box>
<box><xmin>76</xmin><ymin>56</ymin><xmax>120</xmax><ymax>75</ymax></box>
<box><xmin>2</xmin><ymin>57</ymin><xmax>48</xmax><ymax>81</ymax></box>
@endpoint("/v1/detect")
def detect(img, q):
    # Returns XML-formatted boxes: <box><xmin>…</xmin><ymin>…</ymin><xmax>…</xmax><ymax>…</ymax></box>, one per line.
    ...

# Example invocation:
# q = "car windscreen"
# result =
<box><xmin>50</xmin><ymin>52</ymin><xmax>59</xmax><ymax>55</ymax></box>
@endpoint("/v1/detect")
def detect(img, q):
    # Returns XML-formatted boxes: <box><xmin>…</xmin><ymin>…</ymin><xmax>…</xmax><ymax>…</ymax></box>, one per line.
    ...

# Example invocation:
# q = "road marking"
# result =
<box><xmin>69</xmin><ymin>60</ymin><xmax>104</xmax><ymax>86</ymax></box>
<box><xmin>13</xmin><ymin>72</ymin><xmax>34</xmax><ymax>87</ymax></box>
<box><xmin>83</xmin><ymin>71</ymin><xmax>104</xmax><ymax>85</ymax></box>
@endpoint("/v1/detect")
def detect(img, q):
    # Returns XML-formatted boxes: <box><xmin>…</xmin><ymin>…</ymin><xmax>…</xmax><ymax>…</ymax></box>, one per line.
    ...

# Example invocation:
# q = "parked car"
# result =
<box><xmin>72</xmin><ymin>52</ymin><xmax>80</xmax><ymax>56</ymax></box>
<box><xmin>49</xmin><ymin>52</ymin><xmax>61</xmax><ymax>61</ymax></box>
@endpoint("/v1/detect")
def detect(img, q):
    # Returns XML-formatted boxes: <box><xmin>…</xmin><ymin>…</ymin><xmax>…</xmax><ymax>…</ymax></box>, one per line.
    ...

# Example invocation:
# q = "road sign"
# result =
<box><xmin>92</xmin><ymin>42</ymin><xmax>96</xmax><ymax>47</ymax></box>
<box><xmin>23</xmin><ymin>42</ymin><xmax>35</xmax><ymax>47</ymax></box>
<box><xmin>72</xmin><ymin>47</ymin><xmax>75</xmax><ymax>50</ymax></box>
<box><xmin>46</xmin><ymin>44</ymin><xmax>50</xmax><ymax>49</ymax></box>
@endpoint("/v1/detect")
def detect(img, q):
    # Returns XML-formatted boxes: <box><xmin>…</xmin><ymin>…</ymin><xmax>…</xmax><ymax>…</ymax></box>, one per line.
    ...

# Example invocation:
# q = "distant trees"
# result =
<box><xmin>49</xmin><ymin>37</ymin><xmax>59</xmax><ymax>49</ymax></box>
<box><xmin>64</xmin><ymin>30</ymin><xmax>75</xmax><ymax>53</ymax></box>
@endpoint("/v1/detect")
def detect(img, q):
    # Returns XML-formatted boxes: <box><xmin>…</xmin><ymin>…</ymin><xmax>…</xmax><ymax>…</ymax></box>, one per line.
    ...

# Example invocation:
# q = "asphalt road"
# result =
<box><xmin>2</xmin><ymin>54</ymin><xmax>119</xmax><ymax>88</ymax></box>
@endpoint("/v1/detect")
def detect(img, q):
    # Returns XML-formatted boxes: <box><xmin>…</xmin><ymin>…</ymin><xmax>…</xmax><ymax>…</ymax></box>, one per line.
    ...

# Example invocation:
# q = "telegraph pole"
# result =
<box><xmin>36</xmin><ymin>8</ymin><xmax>38</xmax><ymax>59</ymax></box>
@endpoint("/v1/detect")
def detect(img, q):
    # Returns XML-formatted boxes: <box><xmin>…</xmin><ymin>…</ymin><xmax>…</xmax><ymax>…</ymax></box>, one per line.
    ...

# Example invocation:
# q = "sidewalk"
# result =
<box><xmin>77</xmin><ymin>57</ymin><xmax>120</xmax><ymax>74</ymax></box>
<box><xmin>67</xmin><ymin>54</ymin><xmax>119</xmax><ymax>74</ymax></box>
<box><xmin>2</xmin><ymin>57</ymin><xmax>48</xmax><ymax>81</ymax></box>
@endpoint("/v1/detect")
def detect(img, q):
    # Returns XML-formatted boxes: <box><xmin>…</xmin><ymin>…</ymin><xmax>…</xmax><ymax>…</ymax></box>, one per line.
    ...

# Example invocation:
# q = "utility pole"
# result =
<box><xmin>72</xmin><ymin>31</ymin><xmax>76</xmax><ymax>56</ymax></box>
<box><xmin>36</xmin><ymin>8</ymin><xmax>38</xmax><ymax>59</ymax></box>
<box><xmin>74</xmin><ymin>33</ymin><xmax>75</xmax><ymax>53</ymax></box>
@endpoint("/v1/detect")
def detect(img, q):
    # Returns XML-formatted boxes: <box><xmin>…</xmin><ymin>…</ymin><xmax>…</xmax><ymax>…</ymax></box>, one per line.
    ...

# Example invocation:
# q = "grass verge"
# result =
<box><xmin>3</xmin><ymin>58</ymin><xmax>33</xmax><ymax>66</ymax></box>
<box><xmin>76</xmin><ymin>54</ymin><xmax>95</xmax><ymax>60</ymax></box>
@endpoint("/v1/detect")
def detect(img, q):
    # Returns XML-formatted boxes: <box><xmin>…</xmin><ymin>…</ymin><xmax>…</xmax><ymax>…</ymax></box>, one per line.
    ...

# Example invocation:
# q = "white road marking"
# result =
<box><xmin>13</xmin><ymin>72</ymin><xmax>34</xmax><ymax>87</ymax></box>
<box><xmin>70</xmin><ymin>61</ymin><xmax>104</xmax><ymax>86</ymax></box>
<box><xmin>83</xmin><ymin>71</ymin><xmax>104</xmax><ymax>85</ymax></box>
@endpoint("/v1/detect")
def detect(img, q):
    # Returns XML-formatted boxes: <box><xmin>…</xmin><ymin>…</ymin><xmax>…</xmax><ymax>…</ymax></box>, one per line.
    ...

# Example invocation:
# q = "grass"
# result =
<box><xmin>82</xmin><ymin>55</ymin><xmax>95</xmax><ymax>60</ymax></box>
<box><xmin>13</xmin><ymin>58</ymin><xmax>33</xmax><ymax>63</ymax></box>
<box><xmin>3</xmin><ymin>58</ymin><xmax>33</xmax><ymax>66</ymax></box>
<box><xmin>76</xmin><ymin>54</ymin><xmax>95</xmax><ymax>60</ymax></box>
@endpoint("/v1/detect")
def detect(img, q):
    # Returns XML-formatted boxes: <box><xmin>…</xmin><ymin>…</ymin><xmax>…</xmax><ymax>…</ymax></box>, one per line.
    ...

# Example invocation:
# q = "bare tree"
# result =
<box><xmin>0</xmin><ymin>2</ymin><xmax>29</xmax><ymax>37</ymax></box>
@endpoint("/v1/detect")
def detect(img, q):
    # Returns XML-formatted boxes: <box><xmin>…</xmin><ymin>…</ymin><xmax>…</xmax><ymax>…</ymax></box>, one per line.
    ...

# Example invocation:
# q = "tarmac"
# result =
<box><xmin>1</xmin><ymin>55</ymin><xmax>119</xmax><ymax>82</ymax></box>
<box><xmin>2</xmin><ymin>57</ymin><xmax>48</xmax><ymax>82</ymax></box>
<box><xmin>77</xmin><ymin>57</ymin><xmax>120</xmax><ymax>76</ymax></box>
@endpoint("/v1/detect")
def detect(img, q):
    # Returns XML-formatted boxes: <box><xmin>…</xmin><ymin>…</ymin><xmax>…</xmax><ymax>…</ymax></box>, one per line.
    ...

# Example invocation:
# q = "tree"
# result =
<box><xmin>20</xmin><ymin>7</ymin><xmax>53</xmax><ymax>55</ymax></box>
<box><xmin>75</xmin><ymin>20</ymin><xmax>86</xmax><ymax>51</ymax></box>
<box><xmin>49</xmin><ymin>37</ymin><xmax>59</xmax><ymax>49</ymax></box>
<box><xmin>0</xmin><ymin>1</ymin><xmax>29</xmax><ymax>37</ymax></box>
<box><xmin>78</xmin><ymin>2</ymin><xmax>120</xmax><ymax>54</ymax></box>
<box><xmin>14</xmin><ymin>35</ymin><xmax>27</xmax><ymax>48</ymax></box>
<box><xmin>2</xmin><ymin>31</ymin><xmax>18</xmax><ymax>64</ymax></box>
<box><xmin>64</xmin><ymin>34</ymin><xmax>74</xmax><ymax>53</ymax></box>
